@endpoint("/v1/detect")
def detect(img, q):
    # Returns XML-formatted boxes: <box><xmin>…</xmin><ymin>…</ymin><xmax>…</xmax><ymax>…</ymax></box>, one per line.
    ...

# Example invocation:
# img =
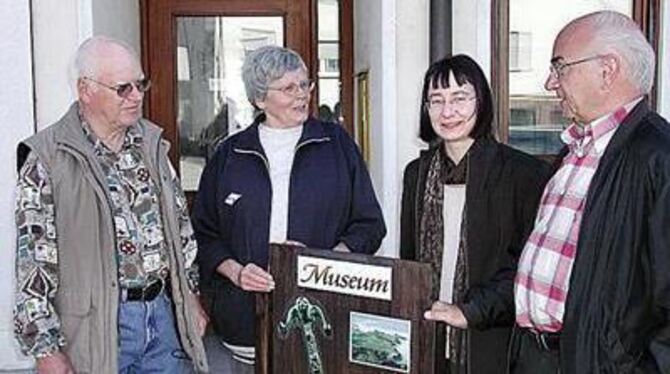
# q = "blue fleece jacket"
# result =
<box><xmin>192</xmin><ymin>117</ymin><xmax>386</xmax><ymax>346</ymax></box>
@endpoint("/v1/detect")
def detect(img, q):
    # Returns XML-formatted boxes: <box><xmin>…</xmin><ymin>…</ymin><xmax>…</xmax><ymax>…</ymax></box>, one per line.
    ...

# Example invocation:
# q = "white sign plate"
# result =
<box><xmin>296</xmin><ymin>255</ymin><xmax>392</xmax><ymax>300</ymax></box>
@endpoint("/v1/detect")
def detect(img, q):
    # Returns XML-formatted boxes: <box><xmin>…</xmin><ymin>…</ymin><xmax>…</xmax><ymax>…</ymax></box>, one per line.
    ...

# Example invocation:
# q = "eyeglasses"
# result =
<box><xmin>83</xmin><ymin>77</ymin><xmax>152</xmax><ymax>99</ymax></box>
<box><xmin>267</xmin><ymin>79</ymin><xmax>315</xmax><ymax>97</ymax></box>
<box><xmin>549</xmin><ymin>55</ymin><xmax>601</xmax><ymax>79</ymax></box>
<box><xmin>425</xmin><ymin>96</ymin><xmax>476</xmax><ymax>115</ymax></box>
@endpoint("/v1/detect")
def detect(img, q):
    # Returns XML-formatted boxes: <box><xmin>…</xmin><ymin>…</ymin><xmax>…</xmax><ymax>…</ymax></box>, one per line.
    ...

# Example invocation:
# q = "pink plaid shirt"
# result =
<box><xmin>514</xmin><ymin>103</ymin><xmax>637</xmax><ymax>332</ymax></box>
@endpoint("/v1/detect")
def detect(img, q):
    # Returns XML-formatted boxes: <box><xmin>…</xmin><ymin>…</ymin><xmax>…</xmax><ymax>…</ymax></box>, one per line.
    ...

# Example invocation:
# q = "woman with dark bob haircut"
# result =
<box><xmin>400</xmin><ymin>54</ymin><xmax>550</xmax><ymax>373</ymax></box>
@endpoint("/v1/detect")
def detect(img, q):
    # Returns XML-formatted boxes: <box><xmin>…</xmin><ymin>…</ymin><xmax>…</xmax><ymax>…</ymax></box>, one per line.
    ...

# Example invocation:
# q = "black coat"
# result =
<box><xmin>400</xmin><ymin>137</ymin><xmax>550</xmax><ymax>373</ymax></box>
<box><xmin>559</xmin><ymin>101</ymin><xmax>670</xmax><ymax>373</ymax></box>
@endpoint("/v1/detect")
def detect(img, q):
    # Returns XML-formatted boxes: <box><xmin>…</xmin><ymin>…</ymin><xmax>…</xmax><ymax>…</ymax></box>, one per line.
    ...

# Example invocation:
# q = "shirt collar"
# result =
<box><xmin>80</xmin><ymin>117</ymin><xmax>143</xmax><ymax>155</ymax></box>
<box><xmin>560</xmin><ymin>96</ymin><xmax>642</xmax><ymax>156</ymax></box>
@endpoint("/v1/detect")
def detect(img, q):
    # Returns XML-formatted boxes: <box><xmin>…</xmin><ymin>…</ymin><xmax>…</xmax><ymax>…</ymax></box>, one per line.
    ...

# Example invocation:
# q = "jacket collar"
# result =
<box><xmin>54</xmin><ymin>102</ymin><xmax>166</xmax><ymax>158</ymax></box>
<box><xmin>598</xmin><ymin>98</ymin><xmax>651</xmax><ymax>163</ymax></box>
<box><xmin>416</xmin><ymin>136</ymin><xmax>498</xmax><ymax>198</ymax></box>
<box><xmin>233</xmin><ymin>116</ymin><xmax>331</xmax><ymax>154</ymax></box>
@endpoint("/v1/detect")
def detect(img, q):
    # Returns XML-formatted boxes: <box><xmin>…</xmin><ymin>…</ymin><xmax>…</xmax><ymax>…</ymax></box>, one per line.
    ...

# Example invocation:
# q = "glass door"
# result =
<box><xmin>176</xmin><ymin>16</ymin><xmax>285</xmax><ymax>190</ymax></box>
<box><xmin>141</xmin><ymin>0</ymin><xmax>315</xmax><ymax>193</ymax></box>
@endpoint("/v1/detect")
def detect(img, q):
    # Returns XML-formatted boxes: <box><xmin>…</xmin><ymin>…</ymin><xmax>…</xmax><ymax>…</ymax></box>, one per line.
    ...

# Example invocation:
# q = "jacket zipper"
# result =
<box><xmin>233</xmin><ymin>147</ymin><xmax>271</xmax><ymax>263</ymax></box>
<box><xmin>288</xmin><ymin>137</ymin><xmax>330</xmax><ymax>242</ymax></box>
<box><xmin>232</xmin><ymin>136</ymin><xmax>330</xmax><ymax>251</ymax></box>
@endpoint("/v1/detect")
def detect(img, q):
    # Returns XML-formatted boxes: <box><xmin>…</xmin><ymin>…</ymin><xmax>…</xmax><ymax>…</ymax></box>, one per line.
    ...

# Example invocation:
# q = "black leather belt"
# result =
<box><xmin>121</xmin><ymin>277</ymin><xmax>168</xmax><ymax>302</ymax></box>
<box><xmin>523</xmin><ymin>328</ymin><xmax>561</xmax><ymax>351</ymax></box>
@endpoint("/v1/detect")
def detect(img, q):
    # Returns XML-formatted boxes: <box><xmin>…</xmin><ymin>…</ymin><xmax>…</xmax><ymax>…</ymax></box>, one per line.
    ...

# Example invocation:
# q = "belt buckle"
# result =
<box><xmin>143</xmin><ymin>277</ymin><xmax>164</xmax><ymax>301</ymax></box>
<box><xmin>530</xmin><ymin>330</ymin><xmax>551</xmax><ymax>351</ymax></box>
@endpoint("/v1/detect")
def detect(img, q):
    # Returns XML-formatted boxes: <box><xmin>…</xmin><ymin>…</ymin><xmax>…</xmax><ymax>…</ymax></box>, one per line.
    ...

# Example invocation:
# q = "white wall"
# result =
<box><xmin>394</xmin><ymin>0</ymin><xmax>430</xmax><ymax>249</ymax></box>
<box><xmin>92</xmin><ymin>0</ymin><xmax>141</xmax><ymax>53</ymax></box>
<box><xmin>0</xmin><ymin>0</ymin><xmax>37</xmax><ymax>370</ymax></box>
<box><xmin>355</xmin><ymin>0</ymin><xmax>389</xmax><ymax>254</ymax></box>
<box><xmin>660</xmin><ymin>0</ymin><xmax>670</xmax><ymax>118</ymax></box>
<box><xmin>32</xmin><ymin>0</ymin><xmax>82</xmax><ymax>129</ymax></box>
<box><xmin>355</xmin><ymin>0</ymin><xmax>429</xmax><ymax>257</ymax></box>
<box><xmin>0</xmin><ymin>0</ymin><xmax>140</xmax><ymax>370</ymax></box>
<box><xmin>33</xmin><ymin>0</ymin><xmax>140</xmax><ymax>130</ymax></box>
<box><xmin>453</xmin><ymin>0</ymin><xmax>491</xmax><ymax>80</ymax></box>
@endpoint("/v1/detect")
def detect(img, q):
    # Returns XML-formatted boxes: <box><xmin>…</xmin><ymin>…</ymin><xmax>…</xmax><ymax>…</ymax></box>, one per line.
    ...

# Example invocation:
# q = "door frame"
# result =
<box><xmin>140</xmin><ymin>0</ymin><xmax>318</xmax><ymax>167</ymax></box>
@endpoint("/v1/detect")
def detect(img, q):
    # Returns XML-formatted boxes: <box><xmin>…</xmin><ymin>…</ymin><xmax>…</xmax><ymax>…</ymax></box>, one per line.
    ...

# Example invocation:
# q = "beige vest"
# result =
<box><xmin>18</xmin><ymin>103</ymin><xmax>208</xmax><ymax>373</ymax></box>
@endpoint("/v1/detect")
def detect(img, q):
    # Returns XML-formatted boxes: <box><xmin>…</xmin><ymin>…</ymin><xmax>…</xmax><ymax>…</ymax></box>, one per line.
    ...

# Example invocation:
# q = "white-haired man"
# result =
<box><xmin>511</xmin><ymin>11</ymin><xmax>670</xmax><ymax>373</ymax></box>
<box><xmin>14</xmin><ymin>36</ymin><xmax>208</xmax><ymax>373</ymax></box>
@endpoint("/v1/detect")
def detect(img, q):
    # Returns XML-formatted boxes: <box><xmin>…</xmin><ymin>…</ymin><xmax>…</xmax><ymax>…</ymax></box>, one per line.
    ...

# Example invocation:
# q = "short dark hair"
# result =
<box><xmin>419</xmin><ymin>54</ymin><xmax>494</xmax><ymax>143</ymax></box>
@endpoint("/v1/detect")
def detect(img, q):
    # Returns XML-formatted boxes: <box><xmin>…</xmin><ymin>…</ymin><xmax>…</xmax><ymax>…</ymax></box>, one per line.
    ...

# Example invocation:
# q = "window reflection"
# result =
<box><xmin>176</xmin><ymin>16</ymin><xmax>284</xmax><ymax>191</ymax></box>
<box><xmin>508</xmin><ymin>0</ymin><xmax>632</xmax><ymax>155</ymax></box>
<box><xmin>317</xmin><ymin>0</ymin><xmax>341</xmax><ymax>123</ymax></box>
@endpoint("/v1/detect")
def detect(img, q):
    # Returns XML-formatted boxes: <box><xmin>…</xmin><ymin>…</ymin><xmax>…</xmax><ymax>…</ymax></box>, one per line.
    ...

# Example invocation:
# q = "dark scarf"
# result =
<box><xmin>418</xmin><ymin>144</ymin><xmax>469</xmax><ymax>371</ymax></box>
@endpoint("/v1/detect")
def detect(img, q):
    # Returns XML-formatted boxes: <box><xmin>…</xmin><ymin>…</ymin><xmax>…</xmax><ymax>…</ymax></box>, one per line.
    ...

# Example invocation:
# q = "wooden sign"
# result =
<box><xmin>256</xmin><ymin>245</ymin><xmax>441</xmax><ymax>374</ymax></box>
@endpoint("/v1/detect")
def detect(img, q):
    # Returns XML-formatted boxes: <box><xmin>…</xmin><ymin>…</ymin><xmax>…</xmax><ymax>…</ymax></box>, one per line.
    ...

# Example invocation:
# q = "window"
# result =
<box><xmin>509</xmin><ymin>31</ymin><xmax>531</xmax><ymax>72</ymax></box>
<box><xmin>317</xmin><ymin>0</ymin><xmax>342</xmax><ymax>123</ymax></box>
<box><xmin>492</xmin><ymin>0</ymin><xmax>660</xmax><ymax>156</ymax></box>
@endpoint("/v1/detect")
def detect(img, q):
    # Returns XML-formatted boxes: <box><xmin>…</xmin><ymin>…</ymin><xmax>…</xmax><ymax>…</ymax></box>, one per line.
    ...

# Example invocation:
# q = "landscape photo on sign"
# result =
<box><xmin>349</xmin><ymin>311</ymin><xmax>411</xmax><ymax>373</ymax></box>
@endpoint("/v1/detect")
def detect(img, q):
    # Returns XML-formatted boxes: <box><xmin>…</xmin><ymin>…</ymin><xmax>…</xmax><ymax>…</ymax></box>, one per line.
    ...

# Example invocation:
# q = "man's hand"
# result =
<box><xmin>36</xmin><ymin>351</ymin><xmax>75</xmax><ymax>374</ymax></box>
<box><xmin>190</xmin><ymin>294</ymin><xmax>209</xmax><ymax>336</ymax></box>
<box><xmin>423</xmin><ymin>301</ymin><xmax>468</xmax><ymax>329</ymax></box>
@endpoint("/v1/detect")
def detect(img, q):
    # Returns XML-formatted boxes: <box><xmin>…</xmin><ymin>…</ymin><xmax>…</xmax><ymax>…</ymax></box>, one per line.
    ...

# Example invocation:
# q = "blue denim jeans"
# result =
<box><xmin>118</xmin><ymin>292</ymin><xmax>193</xmax><ymax>373</ymax></box>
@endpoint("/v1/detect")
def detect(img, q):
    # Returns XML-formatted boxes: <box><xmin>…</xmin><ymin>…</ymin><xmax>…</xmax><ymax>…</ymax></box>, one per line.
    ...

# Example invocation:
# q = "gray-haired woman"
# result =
<box><xmin>192</xmin><ymin>45</ymin><xmax>386</xmax><ymax>373</ymax></box>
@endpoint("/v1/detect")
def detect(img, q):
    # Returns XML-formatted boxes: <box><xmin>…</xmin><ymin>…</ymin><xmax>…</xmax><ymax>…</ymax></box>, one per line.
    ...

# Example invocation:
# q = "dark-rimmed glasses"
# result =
<box><xmin>83</xmin><ymin>77</ymin><xmax>152</xmax><ymax>99</ymax></box>
<box><xmin>550</xmin><ymin>55</ymin><xmax>602</xmax><ymax>79</ymax></box>
<box><xmin>267</xmin><ymin>79</ymin><xmax>315</xmax><ymax>97</ymax></box>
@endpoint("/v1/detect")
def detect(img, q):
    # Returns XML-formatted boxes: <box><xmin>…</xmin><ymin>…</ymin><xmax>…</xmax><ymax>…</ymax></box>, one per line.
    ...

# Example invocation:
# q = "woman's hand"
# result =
<box><xmin>424</xmin><ymin>301</ymin><xmax>468</xmax><ymax>329</ymax></box>
<box><xmin>217</xmin><ymin>259</ymin><xmax>275</xmax><ymax>292</ymax></box>
<box><xmin>237</xmin><ymin>263</ymin><xmax>275</xmax><ymax>292</ymax></box>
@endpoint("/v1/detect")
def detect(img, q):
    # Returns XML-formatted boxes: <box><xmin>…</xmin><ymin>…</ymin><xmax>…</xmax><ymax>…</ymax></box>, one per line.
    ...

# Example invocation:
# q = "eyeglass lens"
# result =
<box><xmin>117</xmin><ymin>79</ymin><xmax>151</xmax><ymax>98</ymax></box>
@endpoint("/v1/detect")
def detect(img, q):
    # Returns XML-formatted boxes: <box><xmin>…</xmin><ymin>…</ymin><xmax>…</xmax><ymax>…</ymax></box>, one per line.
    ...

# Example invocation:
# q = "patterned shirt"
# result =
<box><xmin>14</xmin><ymin>122</ymin><xmax>199</xmax><ymax>357</ymax></box>
<box><xmin>514</xmin><ymin>101</ymin><xmax>639</xmax><ymax>332</ymax></box>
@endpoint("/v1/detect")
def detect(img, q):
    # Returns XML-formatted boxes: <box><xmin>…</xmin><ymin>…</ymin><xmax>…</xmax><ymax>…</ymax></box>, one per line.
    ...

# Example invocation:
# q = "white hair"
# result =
<box><xmin>580</xmin><ymin>11</ymin><xmax>656</xmax><ymax>94</ymax></box>
<box><xmin>241</xmin><ymin>45</ymin><xmax>307</xmax><ymax>106</ymax></box>
<box><xmin>69</xmin><ymin>36</ymin><xmax>139</xmax><ymax>86</ymax></box>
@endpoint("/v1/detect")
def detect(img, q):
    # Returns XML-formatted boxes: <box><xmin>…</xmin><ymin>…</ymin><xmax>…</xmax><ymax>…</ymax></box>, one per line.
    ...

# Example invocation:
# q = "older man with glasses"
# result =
<box><xmin>510</xmin><ymin>10</ymin><xmax>670</xmax><ymax>374</ymax></box>
<box><xmin>13</xmin><ymin>36</ymin><xmax>209</xmax><ymax>373</ymax></box>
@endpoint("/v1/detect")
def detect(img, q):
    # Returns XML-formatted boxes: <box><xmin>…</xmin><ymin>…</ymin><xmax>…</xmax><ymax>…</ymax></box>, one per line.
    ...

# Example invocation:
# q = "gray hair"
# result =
<box><xmin>580</xmin><ymin>11</ymin><xmax>655</xmax><ymax>94</ymax></box>
<box><xmin>71</xmin><ymin>36</ymin><xmax>139</xmax><ymax>82</ymax></box>
<box><xmin>241</xmin><ymin>45</ymin><xmax>307</xmax><ymax>105</ymax></box>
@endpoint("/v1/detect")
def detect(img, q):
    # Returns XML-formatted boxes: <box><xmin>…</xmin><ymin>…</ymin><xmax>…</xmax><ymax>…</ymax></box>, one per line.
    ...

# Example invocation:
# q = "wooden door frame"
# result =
<box><xmin>140</xmin><ymin>0</ymin><xmax>317</xmax><ymax>168</ymax></box>
<box><xmin>339</xmin><ymin>0</ymin><xmax>354</xmax><ymax>135</ymax></box>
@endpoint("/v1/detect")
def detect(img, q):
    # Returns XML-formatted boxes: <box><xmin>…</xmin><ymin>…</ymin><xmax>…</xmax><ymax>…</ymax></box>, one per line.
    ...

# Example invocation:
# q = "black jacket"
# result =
<box><xmin>400</xmin><ymin>138</ymin><xmax>550</xmax><ymax>373</ymax></box>
<box><xmin>192</xmin><ymin>118</ymin><xmax>386</xmax><ymax>346</ymax></box>
<box><xmin>559</xmin><ymin>101</ymin><xmax>670</xmax><ymax>373</ymax></box>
